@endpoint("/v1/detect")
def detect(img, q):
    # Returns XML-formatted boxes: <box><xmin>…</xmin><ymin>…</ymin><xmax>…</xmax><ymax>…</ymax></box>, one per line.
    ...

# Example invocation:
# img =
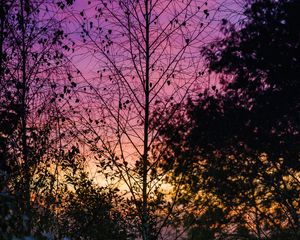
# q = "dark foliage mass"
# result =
<box><xmin>200</xmin><ymin>0</ymin><xmax>300</xmax><ymax>167</ymax></box>
<box><xmin>160</xmin><ymin>0</ymin><xmax>300</xmax><ymax>239</ymax></box>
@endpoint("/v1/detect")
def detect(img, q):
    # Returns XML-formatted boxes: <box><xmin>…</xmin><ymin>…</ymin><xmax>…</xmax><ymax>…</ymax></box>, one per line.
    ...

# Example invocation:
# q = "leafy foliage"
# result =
<box><xmin>58</xmin><ymin>149</ymin><xmax>130</xmax><ymax>240</ymax></box>
<box><xmin>159</xmin><ymin>0</ymin><xmax>300</xmax><ymax>239</ymax></box>
<box><xmin>0</xmin><ymin>0</ymin><xmax>128</xmax><ymax>239</ymax></box>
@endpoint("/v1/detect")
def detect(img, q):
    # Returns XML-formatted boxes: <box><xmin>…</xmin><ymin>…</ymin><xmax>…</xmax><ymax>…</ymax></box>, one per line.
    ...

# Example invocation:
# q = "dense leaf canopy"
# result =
<box><xmin>159</xmin><ymin>0</ymin><xmax>300</xmax><ymax>238</ymax></box>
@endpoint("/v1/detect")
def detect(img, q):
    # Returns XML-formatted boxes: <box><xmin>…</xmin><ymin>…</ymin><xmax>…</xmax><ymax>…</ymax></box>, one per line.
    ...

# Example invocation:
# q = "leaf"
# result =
<box><xmin>204</xmin><ymin>9</ymin><xmax>209</xmax><ymax>18</ymax></box>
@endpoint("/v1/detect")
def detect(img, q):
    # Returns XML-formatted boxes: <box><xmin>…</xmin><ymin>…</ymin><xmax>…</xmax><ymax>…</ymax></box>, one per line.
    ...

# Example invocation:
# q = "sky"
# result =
<box><xmin>50</xmin><ymin>0</ymin><xmax>244</xmax><ymax>186</ymax></box>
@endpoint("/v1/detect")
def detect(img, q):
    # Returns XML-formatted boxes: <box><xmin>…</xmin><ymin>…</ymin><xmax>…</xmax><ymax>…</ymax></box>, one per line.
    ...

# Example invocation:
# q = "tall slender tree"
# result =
<box><xmin>72</xmin><ymin>0</ymin><xmax>234</xmax><ymax>239</ymax></box>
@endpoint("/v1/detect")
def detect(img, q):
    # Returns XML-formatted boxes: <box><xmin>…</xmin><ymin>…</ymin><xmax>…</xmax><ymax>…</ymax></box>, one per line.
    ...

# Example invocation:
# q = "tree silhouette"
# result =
<box><xmin>72</xmin><ymin>0</ymin><xmax>227</xmax><ymax>239</ymax></box>
<box><xmin>0</xmin><ymin>0</ymin><xmax>79</xmax><ymax>238</ymax></box>
<box><xmin>159</xmin><ymin>0</ymin><xmax>300</xmax><ymax>239</ymax></box>
<box><xmin>0</xmin><ymin>1</ymin><xmax>140</xmax><ymax>239</ymax></box>
<box><xmin>57</xmin><ymin>147</ymin><xmax>130</xmax><ymax>240</ymax></box>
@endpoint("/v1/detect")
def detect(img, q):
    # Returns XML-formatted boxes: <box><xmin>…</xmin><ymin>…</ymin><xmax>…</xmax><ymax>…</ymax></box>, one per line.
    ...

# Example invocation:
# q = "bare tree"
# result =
<box><xmin>71</xmin><ymin>0</ymin><xmax>233</xmax><ymax>239</ymax></box>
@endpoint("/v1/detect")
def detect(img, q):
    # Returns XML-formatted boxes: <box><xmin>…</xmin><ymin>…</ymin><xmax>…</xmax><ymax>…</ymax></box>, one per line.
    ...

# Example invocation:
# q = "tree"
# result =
<box><xmin>159</xmin><ymin>0</ymin><xmax>300</xmax><ymax>239</ymax></box>
<box><xmin>0</xmin><ymin>0</ymin><xmax>79</xmax><ymax>238</ymax></box>
<box><xmin>0</xmin><ymin>0</ymin><xmax>19</xmax><ymax>188</ymax></box>
<box><xmin>0</xmin><ymin>0</ymin><xmax>176</xmax><ymax>239</ymax></box>
<box><xmin>1</xmin><ymin>0</ymin><xmax>142</xmax><ymax>238</ymax></box>
<box><xmin>72</xmin><ymin>0</ymin><xmax>230</xmax><ymax>239</ymax></box>
<box><xmin>55</xmin><ymin>146</ymin><xmax>131</xmax><ymax>240</ymax></box>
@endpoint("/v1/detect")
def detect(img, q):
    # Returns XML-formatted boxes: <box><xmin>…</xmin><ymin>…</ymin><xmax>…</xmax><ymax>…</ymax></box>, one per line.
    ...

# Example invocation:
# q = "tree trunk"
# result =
<box><xmin>142</xmin><ymin>1</ymin><xmax>150</xmax><ymax>239</ymax></box>
<box><xmin>20</xmin><ymin>0</ymin><xmax>31</xmax><ymax>235</ymax></box>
